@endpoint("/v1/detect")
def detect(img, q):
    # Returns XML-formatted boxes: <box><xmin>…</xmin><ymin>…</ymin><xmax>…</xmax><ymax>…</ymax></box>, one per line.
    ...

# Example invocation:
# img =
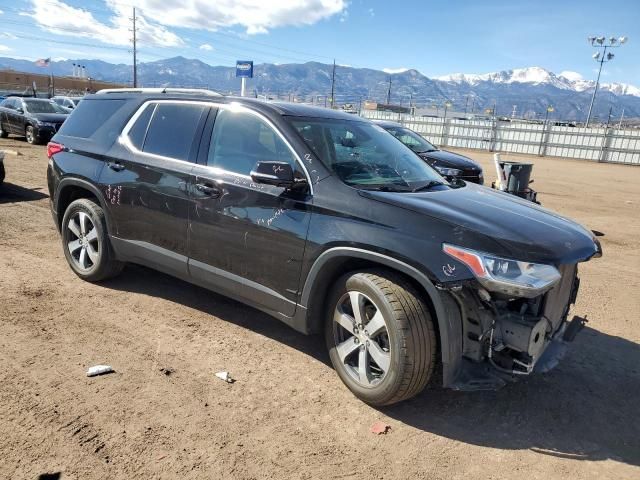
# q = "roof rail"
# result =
<box><xmin>96</xmin><ymin>87</ymin><xmax>223</xmax><ymax>97</ymax></box>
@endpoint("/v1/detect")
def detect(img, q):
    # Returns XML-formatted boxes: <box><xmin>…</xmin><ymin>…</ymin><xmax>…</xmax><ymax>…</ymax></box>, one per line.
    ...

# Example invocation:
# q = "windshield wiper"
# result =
<box><xmin>417</xmin><ymin>148</ymin><xmax>438</xmax><ymax>153</ymax></box>
<box><xmin>411</xmin><ymin>180</ymin><xmax>445</xmax><ymax>192</ymax></box>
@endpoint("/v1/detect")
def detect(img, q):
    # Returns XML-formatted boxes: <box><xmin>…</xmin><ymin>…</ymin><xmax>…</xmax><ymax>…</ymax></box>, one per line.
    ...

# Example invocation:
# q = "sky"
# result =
<box><xmin>0</xmin><ymin>0</ymin><xmax>639</xmax><ymax>85</ymax></box>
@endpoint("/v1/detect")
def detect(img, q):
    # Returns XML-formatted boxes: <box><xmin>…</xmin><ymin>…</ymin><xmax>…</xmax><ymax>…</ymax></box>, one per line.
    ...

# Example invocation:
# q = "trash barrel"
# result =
<box><xmin>500</xmin><ymin>161</ymin><xmax>534</xmax><ymax>197</ymax></box>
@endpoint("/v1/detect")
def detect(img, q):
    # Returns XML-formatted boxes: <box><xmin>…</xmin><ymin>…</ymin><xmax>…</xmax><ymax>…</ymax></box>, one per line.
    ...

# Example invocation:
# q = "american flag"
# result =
<box><xmin>35</xmin><ymin>57</ymin><xmax>50</xmax><ymax>67</ymax></box>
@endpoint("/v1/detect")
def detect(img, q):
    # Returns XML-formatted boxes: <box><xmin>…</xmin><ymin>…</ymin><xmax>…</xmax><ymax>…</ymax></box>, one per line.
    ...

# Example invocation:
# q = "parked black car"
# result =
<box><xmin>374</xmin><ymin>120</ymin><xmax>484</xmax><ymax>184</ymax></box>
<box><xmin>47</xmin><ymin>90</ymin><xmax>601</xmax><ymax>405</ymax></box>
<box><xmin>0</xmin><ymin>97</ymin><xmax>69</xmax><ymax>144</ymax></box>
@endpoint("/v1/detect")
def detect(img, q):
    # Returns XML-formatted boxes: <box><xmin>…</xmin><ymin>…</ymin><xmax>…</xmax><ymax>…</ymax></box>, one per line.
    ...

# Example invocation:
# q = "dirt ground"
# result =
<box><xmin>1</xmin><ymin>136</ymin><xmax>639</xmax><ymax>480</ymax></box>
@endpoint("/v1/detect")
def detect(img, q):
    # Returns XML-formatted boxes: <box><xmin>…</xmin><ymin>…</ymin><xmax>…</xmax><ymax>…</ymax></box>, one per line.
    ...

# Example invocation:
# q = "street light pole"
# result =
<box><xmin>585</xmin><ymin>35</ymin><xmax>628</xmax><ymax>127</ymax></box>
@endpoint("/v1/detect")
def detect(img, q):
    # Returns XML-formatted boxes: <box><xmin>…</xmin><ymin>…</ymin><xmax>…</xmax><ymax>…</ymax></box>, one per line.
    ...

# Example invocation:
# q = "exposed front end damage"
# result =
<box><xmin>440</xmin><ymin>264</ymin><xmax>588</xmax><ymax>390</ymax></box>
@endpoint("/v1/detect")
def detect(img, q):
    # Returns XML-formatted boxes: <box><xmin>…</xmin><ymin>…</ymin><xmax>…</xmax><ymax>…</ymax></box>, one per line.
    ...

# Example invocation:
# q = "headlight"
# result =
<box><xmin>435</xmin><ymin>166</ymin><xmax>461</xmax><ymax>177</ymax></box>
<box><xmin>443</xmin><ymin>243</ymin><xmax>561</xmax><ymax>298</ymax></box>
<box><xmin>37</xmin><ymin>121</ymin><xmax>56</xmax><ymax>127</ymax></box>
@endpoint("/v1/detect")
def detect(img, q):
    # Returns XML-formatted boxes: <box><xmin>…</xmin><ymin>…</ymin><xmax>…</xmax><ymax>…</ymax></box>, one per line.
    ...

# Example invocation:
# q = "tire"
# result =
<box><xmin>0</xmin><ymin>123</ymin><xmax>8</xmax><ymax>138</ymax></box>
<box><xmin>61</xmin><ymin>198</ymin><xmax>124</xmax><ymax>282</ymax></box>
<box><xmin>25</xmin><ymin>125</ymin><xmax>39</xmax><ymax>145</ymax></box>
<box><xmin>325</xmin><ymin>269</ymin><xmax>437</xmax><ymax>406</ymax></box>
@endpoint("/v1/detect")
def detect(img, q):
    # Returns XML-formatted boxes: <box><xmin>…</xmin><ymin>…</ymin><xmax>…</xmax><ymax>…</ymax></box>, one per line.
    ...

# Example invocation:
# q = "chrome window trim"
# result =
<box><xmin>119</xmin><ymin>99</ymin><xmax>314</xmax><ymax>194</ymax></box>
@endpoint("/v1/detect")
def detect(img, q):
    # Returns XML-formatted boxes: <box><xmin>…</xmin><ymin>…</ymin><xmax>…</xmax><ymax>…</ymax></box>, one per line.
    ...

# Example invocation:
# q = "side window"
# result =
<box><xmin>142</xmin><ymin>103</ymin><xmax>207</xmax><ymax>161</ymax></box>
<box><xmin>207</xmin><ymin>109</ymin><xmax>297</xmax><ymax>175</ymax></box>
<box><xmin>1</xmin><ymin>99</ymin><xmax>14</xmax><ymax>109</ymax></box>
<box><xmin>127</xmin><ymin>103</ymin><xmax>155</xmax><ymax>150</ymax></box>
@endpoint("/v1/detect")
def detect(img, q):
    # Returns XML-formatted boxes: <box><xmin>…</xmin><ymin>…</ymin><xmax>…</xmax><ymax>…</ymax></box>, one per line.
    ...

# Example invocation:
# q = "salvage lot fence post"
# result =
<box><xmin>360</xmin><ymin>110</ymin><xmax>640</xmax><ymax>165</ymax></box>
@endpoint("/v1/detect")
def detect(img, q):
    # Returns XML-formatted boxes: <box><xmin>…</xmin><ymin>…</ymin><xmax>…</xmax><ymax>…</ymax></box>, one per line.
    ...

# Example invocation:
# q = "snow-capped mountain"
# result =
<box><xmin>1</xmin><ymin>57</ymin><xmax>640</xmax><ymax>119</ymax></box>
<box><xmin>437</xmin><ymin>66</ymin><xmax>640</xmax><ymax>98</ymax></box>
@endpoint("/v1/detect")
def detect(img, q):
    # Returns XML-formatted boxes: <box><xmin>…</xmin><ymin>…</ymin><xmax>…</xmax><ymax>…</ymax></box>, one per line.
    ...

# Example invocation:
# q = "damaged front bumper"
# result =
<box><xmin>440</xmin><ymin>264</ymin><xmax>588</xmax><ymax>391</ymax></box>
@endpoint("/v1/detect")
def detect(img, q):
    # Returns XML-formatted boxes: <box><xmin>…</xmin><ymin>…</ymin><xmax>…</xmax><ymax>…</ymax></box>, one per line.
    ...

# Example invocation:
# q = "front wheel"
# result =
<box><xmin>0</xmin><ymin>123</ymin><xmax>8</xmax><ymax>138</ymax></box>
<box><xmin>61</xmin><ymin>198</ymin><xmax>124</xmax><ymax>282</ymax></box>
<box><xmin>325</xmin><ymin>269</ymin><xmax>437</xmax><ymax>406</ymax></box>
<box><xmin>25</xmin><ymin>125</ymin><xmax>39</xmax><ymax>145</ymax></box>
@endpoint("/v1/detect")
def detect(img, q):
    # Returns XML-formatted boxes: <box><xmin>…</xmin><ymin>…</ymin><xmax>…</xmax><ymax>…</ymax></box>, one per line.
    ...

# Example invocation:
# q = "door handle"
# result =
<box><xmin>108</xmin><ymin>162</ymin><xmax>125</xmax><ymax>172</ymax></box>
<box><xmin>195</xmin><ymin>183</ymin><xmax>221</xmax><ymax>198</ymax></box>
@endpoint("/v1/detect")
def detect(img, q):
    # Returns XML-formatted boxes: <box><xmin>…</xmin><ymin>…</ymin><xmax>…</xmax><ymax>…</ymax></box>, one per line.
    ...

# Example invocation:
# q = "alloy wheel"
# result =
<box><xmin>26</xmin><ymin>127</ymin><xmax>34</xmax><ymax>144</ymax></box>
<box><xmin>332</xmin><ymin>291</ymin><xmax>391</xmax><ymax>387</ymax></box>
<box><xmin>67</xmin><ymin>211</ymin><xmax>100</xmax><ymax>271</ymax></box>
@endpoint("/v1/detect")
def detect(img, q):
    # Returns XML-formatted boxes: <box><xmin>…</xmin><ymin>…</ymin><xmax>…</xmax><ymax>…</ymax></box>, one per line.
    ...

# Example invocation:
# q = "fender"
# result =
<box><xmin>298</xmin><ymin>247</ymin><xmax>462</xmax><ymax>387</ymax></box>
<box><xmin>54</xmin><ymin>177</ymin><xmax>113</xmax><ymax>233</ymax></box>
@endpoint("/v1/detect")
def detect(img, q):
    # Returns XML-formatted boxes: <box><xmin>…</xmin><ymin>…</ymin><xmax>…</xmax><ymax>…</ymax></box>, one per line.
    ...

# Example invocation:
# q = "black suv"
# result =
<box><xmin>47</xmin><ymin>89</ymin><xmax>601</xmax><ymax>405</ymax></box>
<box><xmin>0</xmin><ymin>97</ymin><xmax>69</xmax><ymax>144</ymax></box>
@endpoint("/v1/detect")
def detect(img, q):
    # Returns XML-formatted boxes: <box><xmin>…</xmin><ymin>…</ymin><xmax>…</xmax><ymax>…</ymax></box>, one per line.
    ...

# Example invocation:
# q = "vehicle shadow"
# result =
<box><xmin>102</xmin><ymin>264</ymin><xmax>639</xmax><ymax>467</ymax></box>
<box><xmin>382</xmin><ymin>326</ymin><xmax>640</xmax><ymax>467</ymax></box>
<box><xmin>102</xmin><ymin>264</ymin><xmax>331</xmax><ymax>367</ymax></box>
<box><xmin>0</xmin><ymin>182</ymin><xmax>49</xmax><ymax>204</ymax></box>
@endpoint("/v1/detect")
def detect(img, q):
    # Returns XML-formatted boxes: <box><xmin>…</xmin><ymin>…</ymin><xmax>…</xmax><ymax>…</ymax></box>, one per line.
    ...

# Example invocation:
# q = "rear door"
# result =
<box><xmin>100</xmin><ymin>100</ymin><xmax>210</xmax><ymax>277</ymax></box>
<box><xmin>4</xmin><ymin>99</ymin><xmax>21</xmax><ymax>133</ymax></box>
<box><xmin>0</xmin><ymin>99</ymin><xmax>15</xmax><ymax>132</ymax></box>
<box><xmin>187</xmin><ymin>106</ymin><xmax>312</xmax><ymax>317</ymax></box>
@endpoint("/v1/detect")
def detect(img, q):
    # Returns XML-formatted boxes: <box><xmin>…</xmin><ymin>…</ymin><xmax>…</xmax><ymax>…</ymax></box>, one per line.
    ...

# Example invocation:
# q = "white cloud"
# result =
<box><xmin>368</xmin><ymin>8</ymin><xmax>374</xmax><ymax>17</ymax></box>
<box><xmin>383</xmin><ymin>67</ymin><xmax>409</xmax><ymax>74</ymax></box>
<box><xmin>110</xmin><ymin>0</ymin><xmax>347</xmax><ymax>34</ymax></box>
<box><xmin>559</xmin><ymin>70</ymin><xmax>583</xmax><ymax>81</ymax></box>
<box><xmin>0</xmin><ymin>45</ymin><xmax>11</xmax><ymax>52</ymax></box>
<box><xmin>52</xmin><ymin>56</ymin><xmax>68</xmax><ymax>61</ymax></box>
<box><xmin>0</xmin><ymin>9</ymin><xmax>4</xmax><ymax>14</ymax></box>
<box><xmin>199</xmin><ymin>43</ymin><xmax>214</xmax><ymax>51</ymax></box>
<box><xmin>27</xmin><ymin>0</ymin><xmax>183</xmax><ymax>47</ymax></box>
<box><xmin>0</xmin><ymin>32</ymin><xmax>18</xmax><ymax>39</ymax></box>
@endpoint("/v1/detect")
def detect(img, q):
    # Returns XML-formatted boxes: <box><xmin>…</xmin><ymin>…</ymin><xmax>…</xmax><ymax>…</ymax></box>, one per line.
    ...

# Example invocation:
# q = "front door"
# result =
<box><xmin>100</xmin><ymin>101</ymin><xmax>210</xmax><ymax>277</ymax></box>
<box><xmin>188</xmin><ymin>106</ymin><xmax>312</xmax><ymax>317</ymax></box>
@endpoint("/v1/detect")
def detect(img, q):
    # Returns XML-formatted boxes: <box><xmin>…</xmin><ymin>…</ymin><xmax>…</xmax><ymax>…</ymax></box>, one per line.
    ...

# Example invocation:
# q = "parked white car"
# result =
<box><xmin>52</xmin><ymin>96</ymin><xmax>84</xmax><ymax>110</ymax></box>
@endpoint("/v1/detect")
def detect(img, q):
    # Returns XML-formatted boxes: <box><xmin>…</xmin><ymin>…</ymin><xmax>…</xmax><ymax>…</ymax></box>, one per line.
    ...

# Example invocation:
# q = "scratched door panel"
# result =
<box><xmin>99</xmin><ymin>154</ymin><xmax>194</xmax><ymax>256</ymax></box>
<box><xmin>99</xmin><ymin>103</ymin><xmax>209</xmax><ymax>261</ymax></box>
<box><xmin>188</xmin><ymin>167</ymin><xmax>312</xmax><ymax>316</ymax></box>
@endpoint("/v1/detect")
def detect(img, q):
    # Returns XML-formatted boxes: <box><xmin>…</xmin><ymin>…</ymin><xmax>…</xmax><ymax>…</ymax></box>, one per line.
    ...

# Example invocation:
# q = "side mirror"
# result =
<box><xmin>16</xmin><ymin>107</ymin><xmax>24</xmax><ymax>114</ymax></box>
<box><xmin>251</xmin><ymin>161</ymin><xmax>306</xmax><ymax>189</ymax></box>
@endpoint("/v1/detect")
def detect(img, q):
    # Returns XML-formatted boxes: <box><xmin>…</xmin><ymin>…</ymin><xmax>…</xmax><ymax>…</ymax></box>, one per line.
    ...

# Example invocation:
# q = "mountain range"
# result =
<box><xmin>1</xmin><ymin>56</ymin><xmax>639</xmax><ymax>121</ymax></box>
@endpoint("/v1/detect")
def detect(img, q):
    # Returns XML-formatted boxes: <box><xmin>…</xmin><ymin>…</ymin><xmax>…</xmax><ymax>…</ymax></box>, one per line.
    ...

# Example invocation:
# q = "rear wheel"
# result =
<box><xmin>325</xmin><ymin>269</ymin><xmax>437</xmax><ymax>406</ymax></box>
<box><xmin>61</xmin><ymin>198</ymin><xmax>124</xmax><ymax>281</ymax></box>
<box><xmin>25</xmin><ymin>125</ymin><xmax>39</xmax><ymax>145</ymax></box>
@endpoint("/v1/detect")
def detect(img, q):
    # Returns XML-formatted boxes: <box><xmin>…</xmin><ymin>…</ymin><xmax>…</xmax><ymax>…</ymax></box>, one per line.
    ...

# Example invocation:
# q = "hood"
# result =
<box><xmin>420</xmin><ymin>149</ymin><xmax>481</xmax><ymax>170</ymax></box>
<box><xmin>360</xmin><ymin>182</ymin><xmax>600</xmax><ymax>265</ymax></box>
<box><xmin>31</xmin><ymin>113</ymin><xmax>68</xmax><ymax>122</ymax></box>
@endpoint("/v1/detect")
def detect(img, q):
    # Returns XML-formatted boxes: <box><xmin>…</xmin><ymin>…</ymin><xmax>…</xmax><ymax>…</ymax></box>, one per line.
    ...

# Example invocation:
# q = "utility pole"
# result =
<box><xmin>618</xmin><ymin>107</ymin><xmax>625</xmax><ymax>128</ymax></box>
<box><xmin>464</xmin><ymin>95</ymin><xmax>470</xmax><ymax>114</ymax></box>
<box><xmin>131</xmin><ymin>7</ymin><xmax>138</xmax><ymax>88</ymax></box>
<box><xmin>386</xmin><ymin>76</ymin><xmax>392</xmax><ymax>105</ymax></box>
<box><xmin>330</xmin><ymin>59</ymin><xmax>336</xmax><ymax>109</ymax></box>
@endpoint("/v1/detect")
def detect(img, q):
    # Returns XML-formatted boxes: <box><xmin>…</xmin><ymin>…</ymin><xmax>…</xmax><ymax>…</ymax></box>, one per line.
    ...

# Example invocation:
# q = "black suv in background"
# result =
<box><xmin>374</xmin><ymin>120</ymin><xmax>484</xmax><ymax>184</ymax></box>
<box><xmin>0</xmin><ymin>97</ymin><xmax>69</xmax><ymax>144</ymax></box>
<box><xmin>47</xmin><ymin>90</ymin><xmax>601</xmax><ymax>405</ymax></box>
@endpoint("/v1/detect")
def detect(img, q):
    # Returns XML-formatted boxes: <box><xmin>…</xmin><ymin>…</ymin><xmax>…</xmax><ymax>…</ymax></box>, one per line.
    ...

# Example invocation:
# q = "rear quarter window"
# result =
<box><xmin>57</xmin><ymin>99</ymin><xmax>126</xmax><ymax>138</ymax></box>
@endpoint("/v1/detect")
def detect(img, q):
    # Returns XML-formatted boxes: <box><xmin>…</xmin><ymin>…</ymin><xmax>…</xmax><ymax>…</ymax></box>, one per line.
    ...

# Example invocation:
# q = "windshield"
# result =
<box><xmin>24</xmin><ymin>100</ymin><xmax>67</xmax><ymax>114</ymax></box>
<box><xmin>384</xmin><ymin>126</ymin><xmax>438</xmax><ymax>153</ymax></box>
<box><xmin>288</xmin><ymin>117</ymin><xmax>445</xmax><ymax>191</ymax></box>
